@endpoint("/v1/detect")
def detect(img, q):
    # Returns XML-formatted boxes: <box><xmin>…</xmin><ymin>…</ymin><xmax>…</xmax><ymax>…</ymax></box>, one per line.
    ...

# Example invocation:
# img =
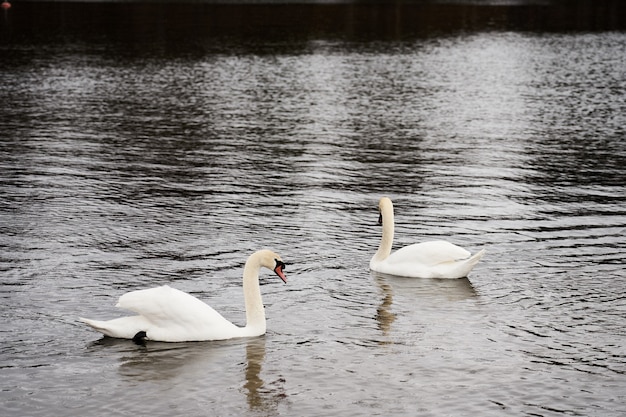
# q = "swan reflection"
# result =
<box><xmin>89</xmin><ymin>335</ymin><xmax>287</xmax><ymax>413</ymax></box>
<box><xmin>91</xmin><ymin>338</ymin><xmax>233</xmax><ymax>381</ymax></box>
<box><xmin>372</xmin><ymin>271</ymin><xmax>478</xmax><ymax>338</ymax></box>
<box><xmin>374</xmin><ymin>277</ymin><xmax>397</xmax><ymax>337</ymax></box>
<box><xmin>244</xmin><ymin>336</ymin><xmax>287</xmax><ymax>413</ymax></box>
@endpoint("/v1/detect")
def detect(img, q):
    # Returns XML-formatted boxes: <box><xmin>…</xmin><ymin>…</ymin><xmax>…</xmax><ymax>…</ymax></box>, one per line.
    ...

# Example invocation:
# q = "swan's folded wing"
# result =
<box><xmin>116</xmin><ymin>285</ymin><xmax>232</xmax><ymax>331</ymax></box>
<box><xmin>390</xmin><ymin>240</ymin><xmax>471</xmax><ymax>266</ymax></box>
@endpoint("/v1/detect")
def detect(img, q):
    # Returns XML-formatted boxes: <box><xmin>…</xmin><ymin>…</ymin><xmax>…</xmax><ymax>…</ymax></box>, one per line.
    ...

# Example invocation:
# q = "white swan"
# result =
<box><xmin>79</xmin><ymin>249</ymin><xmax>287</xmax><ymax>342</ymax></box>
<box><xmin>370</xmin><ymin>197</ymin><xmax>485</xmax><ymax>279</ymax></box>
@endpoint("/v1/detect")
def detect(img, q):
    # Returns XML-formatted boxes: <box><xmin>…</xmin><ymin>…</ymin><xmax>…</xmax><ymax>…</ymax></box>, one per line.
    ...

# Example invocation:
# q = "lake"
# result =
<box><xmin>1</xmin><ymin>1</ymin><xmax>625</xmax><ymax>416</ymax></box>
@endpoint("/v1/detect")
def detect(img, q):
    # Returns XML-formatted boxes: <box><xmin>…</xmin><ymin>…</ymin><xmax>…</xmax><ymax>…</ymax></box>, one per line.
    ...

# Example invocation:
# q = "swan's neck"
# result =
<box><xmin>373</xmin><ymin>205</ymin><xmax>394</xmax><ymax>263</ymax></box>
<box><xmin>242</xmin><ymin>256</ymin><xmax>266</xmax><ymax>335</ymax></box>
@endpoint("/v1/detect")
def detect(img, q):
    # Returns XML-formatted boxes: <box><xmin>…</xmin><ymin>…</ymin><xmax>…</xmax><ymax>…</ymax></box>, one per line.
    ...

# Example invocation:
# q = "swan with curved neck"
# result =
<box><xmin>370</xmin><ymin>197</ymin><xmax>485</xmax><ymax>279</ymax></box>
<box><xmin>80</xmin><ymin>249</ymin><xmax>286</xmax><ymax>342</ymax></box>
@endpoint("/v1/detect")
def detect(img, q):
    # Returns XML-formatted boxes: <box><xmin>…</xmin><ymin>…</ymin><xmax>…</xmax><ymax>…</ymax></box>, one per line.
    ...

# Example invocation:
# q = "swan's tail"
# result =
<box><xmin>466</xmin><ymin>249</ymin><xmax>486</xmax><ymax>267</ymax></box>
<box><xmin>431</xmin><ymin>248</ymin><xmax>486</xmax><ymax>279</ymax></box>
<box><xmin>79</xmin><ymin>317</ymin><xmax>115</xmax><ymax>337</ymax></box>
<box><xmin>79</xmin><ymin>316</ymin><xmax>145</xmax><ymax>339</ymax></box>
<box><xmin>452</xmin><ymin>249</ymin><xmax>486</xmax><ymax>278</ymax></box>
<box><xmin>79</xmin><ymin>317</ymin><xmax>100</xmax><ymax>327</ymax></box>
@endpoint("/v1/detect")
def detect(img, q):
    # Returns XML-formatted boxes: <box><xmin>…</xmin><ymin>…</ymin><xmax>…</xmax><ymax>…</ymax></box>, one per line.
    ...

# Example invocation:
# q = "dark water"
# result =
<box><xmin>1</xmin><ymin>2</ymin><xmax>626</xmax><ymax>416</ymax></box>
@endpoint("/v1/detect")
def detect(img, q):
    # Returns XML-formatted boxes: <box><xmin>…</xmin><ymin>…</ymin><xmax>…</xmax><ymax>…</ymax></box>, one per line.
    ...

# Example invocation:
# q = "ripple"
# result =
<box><xmin>2</xmin><ymin>28</ymin><xmax>626</xmax><ymax>417</ymax></box>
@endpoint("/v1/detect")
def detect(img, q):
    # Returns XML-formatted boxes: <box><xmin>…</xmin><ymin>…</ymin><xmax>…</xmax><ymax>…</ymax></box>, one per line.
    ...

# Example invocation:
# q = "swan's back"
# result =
<box><xmin>117</xmin><ymin>285</ymin><xmax>239</xmax><ymax>342</ymax></box>
<box><xmin>387</xmin><ymin>240</ymin><xmax>471</xmax><ymax>266</ymax></box>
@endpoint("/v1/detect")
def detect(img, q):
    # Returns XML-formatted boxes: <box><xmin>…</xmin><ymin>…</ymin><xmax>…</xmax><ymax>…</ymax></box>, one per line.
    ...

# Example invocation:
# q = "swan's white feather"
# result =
<box><xmin>377</xmin><ymin>248</ymin><xmax>485</xmax><ymax>279</ymax></box>
<box><xmin>386</xmin><ymin>240</ymin><xmax>471</xmax><ymax>267</ymax></box>
<box><xmin>80</xmin><ymin>286</ymin><xmax>239</xmax><ymax>342</ymax></box>
<box><xmin>116</xmin><ymin>285</ymin><xmax>239</xmax><ymax>342</ymax></box>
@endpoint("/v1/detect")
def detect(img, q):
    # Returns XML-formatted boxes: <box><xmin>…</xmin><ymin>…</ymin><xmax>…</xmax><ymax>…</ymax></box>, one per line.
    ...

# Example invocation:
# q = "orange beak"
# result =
<box><xmin>274</xmin><ymin>261</ymin><xmax>287</xmax><ymax>284</ymax></box>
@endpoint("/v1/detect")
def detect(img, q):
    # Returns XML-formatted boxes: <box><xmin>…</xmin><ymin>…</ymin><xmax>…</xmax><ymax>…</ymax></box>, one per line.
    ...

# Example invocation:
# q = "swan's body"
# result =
<box><xmin>80</xmin><ymin>250</ymin><xmax>286</xmax><ymax>342</ymax></box>
<box><xmin>370</xmin><ymin>197</ymin><xmax>485</xmax><ymax>279</ymax></box>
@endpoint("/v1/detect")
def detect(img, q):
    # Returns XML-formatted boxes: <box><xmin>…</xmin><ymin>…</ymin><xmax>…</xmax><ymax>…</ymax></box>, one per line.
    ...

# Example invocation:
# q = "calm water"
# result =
<box><xmin>1</xmin><ymin>2</ymin><xmax>626</xmax><ymax>416</ymax></box>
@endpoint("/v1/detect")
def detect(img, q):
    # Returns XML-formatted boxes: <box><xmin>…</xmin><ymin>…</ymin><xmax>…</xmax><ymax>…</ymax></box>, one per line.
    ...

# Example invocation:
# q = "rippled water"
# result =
<box><xmin>1</xmin><ymin>2</ymin><xmax>626</xmax><ymax>416</ymax></box>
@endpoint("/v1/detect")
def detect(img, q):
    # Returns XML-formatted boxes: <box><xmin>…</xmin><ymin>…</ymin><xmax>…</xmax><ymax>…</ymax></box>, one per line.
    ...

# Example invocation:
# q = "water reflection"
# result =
<box><xmin>244</xmin><ymin>337</ymin><xmax>287</xmax><ymax>414</ymax></box>
<box><xmin>372</xmin><ymin>271</ymin><xmax>477</xmax><ymax>339</ymax></box>
<box><xmin>2</xmin><ymin>1</ymin><xmax>625</xmax><ymax>48</ymax></box>
<box><xmin>374</xmin><ymin>275</ymin><xmax>396</xmax><ymax>338</ymax></box>
<box><xmin>244</xmin><ymin>337</ymin><xmax>266</xmax><ymax>410</ymax></box>
<box><xmin>88</xmin><ymin>335</ymin><xmax>287</xmax><ymax>413</ymax></box>
<box><xmin>89</xmin><ymin>337</ymin><xmax>230</xmax><ymax>381</ymax></box>
<box><xmin>373</xmin><ymin>271</ymin><xmax>477</xmax><ymax>301</ymax></box>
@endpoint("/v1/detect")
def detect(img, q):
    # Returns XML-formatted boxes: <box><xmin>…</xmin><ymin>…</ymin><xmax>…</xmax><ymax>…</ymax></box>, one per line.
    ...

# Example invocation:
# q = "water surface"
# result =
<box><xmin>1</xmin><ymin>2</ymin><xmax>625</xmax><ymax>416</ymax></box>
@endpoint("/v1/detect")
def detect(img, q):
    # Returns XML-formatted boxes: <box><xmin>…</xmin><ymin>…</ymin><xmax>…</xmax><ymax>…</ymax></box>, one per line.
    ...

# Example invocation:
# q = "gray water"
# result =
<box><xmin>1</xmin><ymin>3</ymin><xmax>626</xmax><ymax>416</ymax></box>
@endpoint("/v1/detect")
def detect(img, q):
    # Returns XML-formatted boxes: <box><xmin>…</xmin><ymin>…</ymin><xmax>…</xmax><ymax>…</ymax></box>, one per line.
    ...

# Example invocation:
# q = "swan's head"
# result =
<box><xmin>274</xmin><ymin>259</ymin><xmax>287</xmax><ymax>284</ymax></box>
<box><xmin>256</xmin><ymin>249</ymin><xmax>287</xmax><ymax>284</ymax></box>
